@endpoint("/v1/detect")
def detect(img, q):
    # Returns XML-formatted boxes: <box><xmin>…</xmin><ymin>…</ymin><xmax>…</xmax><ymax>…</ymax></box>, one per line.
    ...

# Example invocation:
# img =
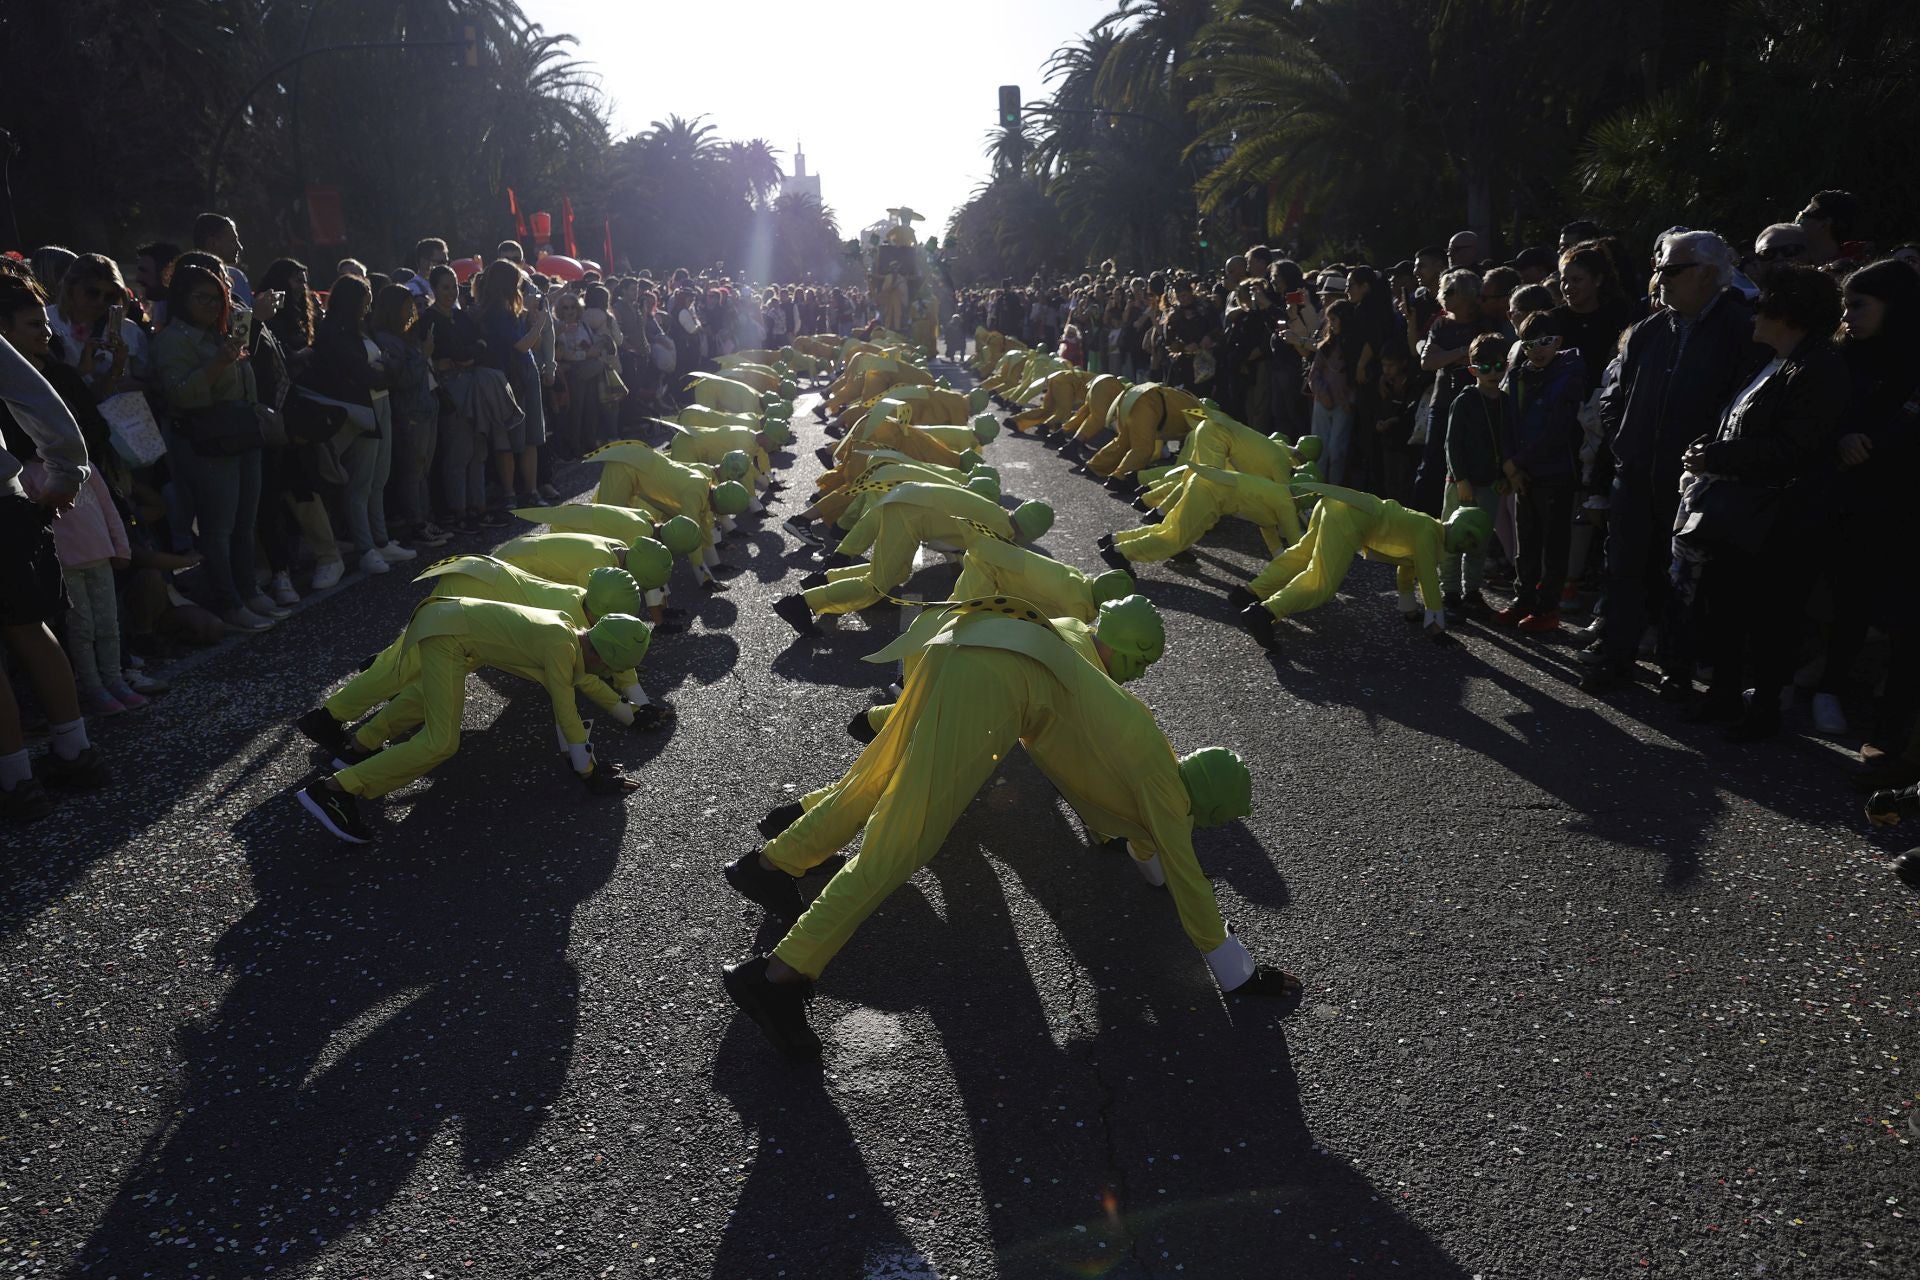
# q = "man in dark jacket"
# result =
<box><xmin>1580</xmin><ymin>230</ymin><xmax>1766</xmax><ymax>694</ymax></box>
<box><xmin>1501</xmin><ymin>310</ymin><xmax>1587</xmax><ymax>630</ymax></box>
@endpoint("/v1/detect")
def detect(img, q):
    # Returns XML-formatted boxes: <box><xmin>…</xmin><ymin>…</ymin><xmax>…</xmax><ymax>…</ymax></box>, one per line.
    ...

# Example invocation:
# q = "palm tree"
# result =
<box><xmin>641</xmin><ymin>114</ymin><xmax>721</xmax><ymax>168</ymax></box>
<box><xmin>1093</xmin><ymin>0</ymin><xmax>1216</xmax><ymax>115</ymax></box>
<box><xmin>723</xmin><ymin>139</ymin><xmax>785</xmax><ymax>207</ymax></box>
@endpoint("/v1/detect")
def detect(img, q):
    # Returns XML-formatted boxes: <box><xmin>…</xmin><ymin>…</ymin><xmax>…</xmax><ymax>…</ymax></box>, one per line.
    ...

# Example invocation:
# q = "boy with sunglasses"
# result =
<box><xmin>1440</xmin><ymin>333</ymin><xmax>1515</xmax><ymax>622</ymax></box>
<box><xmin>1498</xmin><ymin>311</ymin><xmax>1587</xmax><ymax>632</ymax></box>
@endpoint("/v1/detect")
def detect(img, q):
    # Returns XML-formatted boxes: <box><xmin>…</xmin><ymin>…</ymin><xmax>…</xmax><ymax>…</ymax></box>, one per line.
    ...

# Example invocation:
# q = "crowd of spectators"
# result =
<box><xmin>0</xmin><ymin>209</ymin><xmax>863</xmax><ymax>822</ymax></box>
<box><xmin>956</xmin><ymin>190</ymin><xmax>1920</xmax><ymax>791</ymax></box>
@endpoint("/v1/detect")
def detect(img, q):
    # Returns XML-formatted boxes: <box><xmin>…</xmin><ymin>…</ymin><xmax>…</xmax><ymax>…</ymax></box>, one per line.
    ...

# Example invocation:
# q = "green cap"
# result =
<box><xmin>1093</xmin><ymin>593</ymin><xmax>1164</xmax><ymax>682</ymax></box>
<box><xmin>968</xmin><ymin>464</ymin><xmax>1000</xmax><ymax>486</ymax></box>
<box><xmin>1293</xmin><ymin>434</ymin><xmax>1323</xmax><ymax>462</ymax></box>
<box><xmin>1443</xmin><ymin>503</ymin><xmax>1493</xmax><ymax>554</ymax></box>
<box><xmin>967</xmin><ymin>387</ymin><xmax>990</xmax><ymax>414</ymax></box>
<box><xmin>762</xmin><ymin>397</ymin><xmax>794</xmax><ymax>421</ymax></box>
<box><xmin>656</xmin><ymin>514</ymin><xmax>706</xmax><ymax>557</ymax></box>
<box><xmin>771</xmin><ymin>361</ymin><xmax>791</xmax><ymax>377</ymax></box>
<box><xmin>965</xmin><ymin>474</ymin><xmax>1001</xmax><ymax>501</ymax></box>
<box><xmin>1179</xmin><ymin>747</ymin><xmax>1252</xmax><ymax>828</ymax></box>
<box><xmin>1010</xmin><ymin>500</ymin><xmax>1053</xmax><ymax>543</ymax></box>
<box><xmin>762</xmin><ymin>418</ymin><xmax>793</xmax><ymax>447</ymax></box>
<box><xmin>970</xmin><ymin>413</ymin><xmax>1001</xmax><ymax>444</ymax></box>
<box><xmin>716</xmin><ymin>449</ymin><xmax>751</xmax><ymax>482</ymax></box>
<box><xmin>936</xmin><ymin>376</ymin><xmax>952</xmax><ymax>389</ymax></box>
<box><xmin>624</xmin><ymin>537</ymin><xmax>673</xmax><ymax>590</ymax></box>
<box><xmin>587</xmin><ymin>613</ymin><xmax>653</xmax><ymax>672</ymax></box>
<box><xmin>584</xmin><ymin>565</ymin><xmax>642</xmax><ymax>618</ymax></box>
<box><xmin>1089</xmin><ymin>568</ymin><xmax>1135</xmax><ymax>607</ymax></box>
<box><xmin>956</xmin><ymin>448</ymin><xmax>984</xmax><ymax>468</ymax></box>
<box><xmin>711</xmin><ymin>480</ymin><xmax>752</xmax><ymax>516</ymax></box>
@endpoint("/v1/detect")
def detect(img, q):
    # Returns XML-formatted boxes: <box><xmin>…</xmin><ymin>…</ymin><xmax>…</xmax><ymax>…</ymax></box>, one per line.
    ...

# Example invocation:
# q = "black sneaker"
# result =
<box><xmin>1</xmin><ymin>776</ymin><xmax>53</xmax><ymax>823</ymax></box>
<box><xmin>722</xmin><ymin>954</ymin><xmax>822</xmax><ymax>1061</ymax></box>
<box><xmin>297</xmin><ymin>706</ymin><xmax>349</xmax><ymax>755</ymax></box>
<box><xmin>478</xmin><ymin>509</ymin><xmax>511</xmax><ymax>528</ymax></box>
<box><xmin>1098</xmin><ymin>541</ymin><xmax>1131</xmax><ymax>574</ymax></box>
<box><xmin>296</xmin><ymin>780</ymin><xmax>371</xmax><ymax>844</ymax></box>
<box><xmin>1096</xmin><ymin>532</ymin><xmax>1117</xmax><ymax>551</ymax></box>
<box><xmin>724</xmin><ymin>851</ymin><xmax>804</xmax><ymax>921</ymax></box>
<box><xmin>799</xmin><ymin>571</ymin><xmax>830</xmax><ymax>589</ymax></box>
<box><xmin>1894</xmin><ymin>852</ymin><xmax>1920</xmax><ymax>891</ymax></box>
<box><xmin>42</xmin><ymin>747</ymin><xmax>109</xmax><ymax>789</ymax></box>
<box><xmin>846</xmin><ymin>708</ymin><xmax>877</xmax><ymax>744</ymax></box>
<box><xmin>1226</xmin><ymin>585</ymin><xmax>1258</xmax><ymax>610</ymax></box>
<box><xmin>773</xmin><ymin>594</ymin><xmax>819</xmax><ymax>636</ymax></box>
<box><xmin>815</xmin><ymin>446</ymin><xmax>837</xmax><ymax>467</ymax></box>
<box><xmin>758</xmin><ymin>801</ymin><xmax>804</xmax><ymax>840</ymax></box>
<box><xmin>1139</xmin><ymin>510</ymin><xmax>1163</xmax><ymax>526</ymax></box>
<box><xmin>1240</xmin><ymin>603</ymin><xmax>1277</xmax><ymax>650</ymax></box>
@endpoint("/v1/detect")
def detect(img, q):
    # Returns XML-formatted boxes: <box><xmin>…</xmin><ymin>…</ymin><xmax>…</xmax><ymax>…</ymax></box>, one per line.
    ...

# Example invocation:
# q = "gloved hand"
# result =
<box><xmin>632</xmin><ymin>703</ymin><xmax>669</xmax><ymax>731</ymax></box>
<box><xmin>1867</xmin><ymin>785</ymin><xmax>1918</xmax><ymax>828</ymax></box>
<box><xmin>607</xmin><ymin>702</ymin><xmax>637</xmax><ymax>728</ymax></box>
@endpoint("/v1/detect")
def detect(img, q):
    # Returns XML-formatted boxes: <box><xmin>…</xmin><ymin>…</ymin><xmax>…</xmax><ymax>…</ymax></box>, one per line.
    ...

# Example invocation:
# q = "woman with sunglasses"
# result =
<box><xmin>47</xmin><ymin>254</ymin><xmax>149</xmax><ymax>395</ymax></box>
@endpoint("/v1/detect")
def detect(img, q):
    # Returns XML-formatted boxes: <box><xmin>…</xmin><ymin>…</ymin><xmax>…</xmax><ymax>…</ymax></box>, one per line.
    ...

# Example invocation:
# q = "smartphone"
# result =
<box><xmin>230</xmin><ymin>309</ymin><xmax>253</xmax><ymax>348</ymax></box>
<box><xmin>1286</xmin><ymin>289</ymin><xmax>1308</xmax><ymax>307</ymax></box>
<box><xmin>107</xmin><ymin>302</ymin><xmax>125</xmax><ymax>332</ymax></box>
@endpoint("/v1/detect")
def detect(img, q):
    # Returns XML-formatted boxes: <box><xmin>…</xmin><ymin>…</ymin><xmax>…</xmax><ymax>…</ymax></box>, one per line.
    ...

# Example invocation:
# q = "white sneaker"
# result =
<box><xmin>310</xmin><ymin>559</ymin><xmax>345</xmax><ymax>591</ymax></box>
<box><xmin>246</xmin><ymin>593</ymin><xmax>292</xmax><ymax>620</ymax></box>
<box><xmin>359</xmin><ymin>549</ymin><xmax>392</xmax><ymax>575</ymax></box>
<box><xmin>1811</xmin><ymin>692</ymin><xmax>1849</xmax><ymax>735</ymax></box>
<box><xmin>223</xmin><ymin>606</ymin><xmax>274</xmax><ymax>632</ymax></box>
<box><xmin>270</xmin><ymin>571</ymin><xmax>301</xmax><ymax>606</ymax></box>
<box><xmin>377</xmin><ymin>542</ymin><xmax>417</xmax><ymax>563</ymax></box>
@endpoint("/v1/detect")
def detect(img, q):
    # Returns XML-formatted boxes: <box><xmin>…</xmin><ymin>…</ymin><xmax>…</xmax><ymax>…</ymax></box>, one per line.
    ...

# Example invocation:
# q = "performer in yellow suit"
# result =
<box><xmin>773</xmin><ymin>482</ymin><xmax>1053</xmax><ymax>632</ymax></box>
<box><xmin>718</xmin><ymin>602</ymin><xmax>1298</xmax><ymax>1059</ymax></box>
<box><xmin>1098</xmin><ymin>462</ymin><xmax>1304</xmax><ymax>568</ymax></box>
<box><xmin>292</xmin><ymin>602</ymin><xmax>650</xmax><ymax>843</ymax></box>
<box><xmin>952</xmin><ymin>539</ymin><xmax>1134</xmax><ymax>624</ymax></box>
<box><xmin>588</xmin><ymin>441</ymin><xmax>753</xmax><ymax>586</ymax></box>
<box><xmin>494</xmin><ymin>524</ymin><xmax>697</xmax><ymax>630</ymax></box>
<box><xmin>1235</xmin><ymin>482</ymin><xmax>1493</xmax><ymax>649</ymax></box>
<box><xmin>1083</xmin><ymin>383</ymin><xmax>1202</xmax><ymax>481</ymax></box>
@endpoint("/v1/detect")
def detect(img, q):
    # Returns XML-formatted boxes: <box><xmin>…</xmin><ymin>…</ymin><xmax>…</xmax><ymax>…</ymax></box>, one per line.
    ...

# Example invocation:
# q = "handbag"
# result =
<box><xmin>295</xmin><ymin>387</ymin><xmax>379</xmax><ymax>439</ymax></box>
<box><xmin>97</xmin><ymin>391</ymin><xmax>168</xmax><ymax>466</ymax></box>
<box><xmin>176</xmin><ymin>401</ymin><xmax>263</xmax><ymax>457</ymax></box>
<box><xmin>281</xmin><ymin>392</ymin><xmax>349</xmax><ymax>447</ymax></box>
<box><xmin>1673</xmin><ymin>475</ymin><xmax>1782</xmax><ymax>555</ymax></box>
<box><xmin>600</xmin><ymin>365</ymin><xmax>630</xmax><ymax>405</ymax></box>
<box><xmin>650</xmin><ymin>335</ymin><xmax>677</xmax><ymax>373</ymax></box>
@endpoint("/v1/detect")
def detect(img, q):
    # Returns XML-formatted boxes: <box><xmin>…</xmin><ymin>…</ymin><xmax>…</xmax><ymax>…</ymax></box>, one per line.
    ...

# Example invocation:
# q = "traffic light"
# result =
<box><xmin>1196</xmin><ymin>216</ymin><xmax>1211</xmax><ymax>251</ymax></box>
<box><xmin>462</xmin><ymin>24</ymin><xmax>479</xmax><ymax>67</ymax></box>
<box><xmin>998</xmin><ymin>85</ymin><xmax>1021</xmax><ymax>129</ymax></box>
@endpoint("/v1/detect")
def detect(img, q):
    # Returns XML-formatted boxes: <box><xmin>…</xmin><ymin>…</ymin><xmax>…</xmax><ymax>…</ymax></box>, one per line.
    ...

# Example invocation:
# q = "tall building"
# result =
<box><xmin>780</xmin><ymin>141</ymin><xmax>821</xmax><ymax>202</ymax></box>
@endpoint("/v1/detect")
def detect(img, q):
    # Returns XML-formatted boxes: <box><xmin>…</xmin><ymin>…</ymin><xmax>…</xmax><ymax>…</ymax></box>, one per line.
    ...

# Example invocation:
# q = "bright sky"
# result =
<box><xmin>520</xmin><ymin>0</ymin><xmax>1112</xmax><ymax>237</ymax></box>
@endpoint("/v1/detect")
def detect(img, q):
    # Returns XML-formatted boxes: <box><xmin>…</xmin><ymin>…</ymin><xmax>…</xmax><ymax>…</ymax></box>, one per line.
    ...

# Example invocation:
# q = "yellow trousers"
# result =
<box><xmin>1249</xmin><ymin>501</ymin><xmax>1413</xmax><ymax>618</ymax></box>
<box><xmin>801</xmin><ymin>513</ymin><xmax>931</xmax><ymax>616</ymax></box>
<box><xmin>764</xmin><ymin>645</ymin><xmax>1031</xmax><ymax>977</ymax></box>
<box><xmin>333</xmin><ymin>637</ymin><xmax>466</xmax><ymax>799</ymax></box>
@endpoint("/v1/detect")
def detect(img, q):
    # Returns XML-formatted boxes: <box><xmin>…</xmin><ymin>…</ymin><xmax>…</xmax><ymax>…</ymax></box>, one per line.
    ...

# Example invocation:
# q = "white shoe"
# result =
<box><xmin>359</xmin><ymin>549</ymin><xmax>392</xmax><ymax>575</ymax></box>
<box><xmin>310</xmin><ymin>559</ymin><xmax>345</xmax><ymax>591</ymax></box>
<box><xmin>246</xmin><ymin>593</ymin><xmax>292</xmax><ymax>620</ymax></box>
<box><xmin>377</xmin><ymin>542</ymin><xmax>417</xmax><ymax>562</ymax></box>
<box><xmin>223</xmin><ymin>606</ymin><xmax>274</xmax><ymax>632</ymax></box>
<box><xmin>1811</xmin><ymin>692</ymin><xmax>1849</xmax><ymax>735</ymax></box>
<box><xmin>270</xmin><ymin>571</ymin><xmax>301</xmax><ymax>606</ymax></box>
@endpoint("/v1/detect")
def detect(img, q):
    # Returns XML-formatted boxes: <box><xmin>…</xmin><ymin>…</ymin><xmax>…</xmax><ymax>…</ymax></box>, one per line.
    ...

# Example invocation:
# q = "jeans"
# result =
<box><xmin>339</xmin><ymin>395</ymin><xmax>394</xmax><ymax>552</ymax></box>
<box><xmin>1311</xmin><ymin>400</ymin><xmax>1355</xmax><ymax>488</ymax></box>
<box><xmin>164</xmin><ymin>429</ymin><xmax>261</xmax><ymax>612</ymax></box>
<box><xmin>437</xmin><ymin>409</ymin><xmax>486</xmax><ymax>518</ymax></box>
<box><xmin>388</xmin><ymin>408</ymin><xmax>437</xmax><ymax>529</ymax></box>
<box><xmin>60</xmin><ymin>562</ymin><xmax>120</xmax><ymax>692</ymax></box>
<box><xmin>558</xmin><ymin>359</ymin><xmax>610</xmax><ymax>455</ymax></box>
<box><xmin>1513</xmin><ymin>481</ymin><xmax>1576</xmax><ymax>615</ymax></box>
<box><xmin>1601</xmin><ymin>465</ymin><xmax>1682</xmax><ymax>672</ymax></box>
<box><xmin>1438</xmin><ymin>485</ymin><xmax>1501</xmax><ymax>598</ymax></box>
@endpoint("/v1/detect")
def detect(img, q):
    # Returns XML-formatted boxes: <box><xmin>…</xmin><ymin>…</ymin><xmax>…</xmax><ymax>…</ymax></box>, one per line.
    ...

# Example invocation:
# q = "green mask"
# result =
<box><xmin>1179</xmin><ymin>747</ymin><xmax>1252</xmax><ymax>827</ymax></box>
<box><xmin>623</xmin><ymin>537</ymin><xmax>674</xmax><ymax>590</ymax></box>
<box><xmin>587</xmin><ymin>613</ymin><xmax>653</xmax><ymax>672</ymax></box>
<box><xmin>584</xmin><ymin>565</ymin><xmax>642</xmax><ymax>618</ymax></box>
<box><xmin>1093</xmin><ymin>593</ymin><xmax>1163</xmax><ymax>682</ymax></box>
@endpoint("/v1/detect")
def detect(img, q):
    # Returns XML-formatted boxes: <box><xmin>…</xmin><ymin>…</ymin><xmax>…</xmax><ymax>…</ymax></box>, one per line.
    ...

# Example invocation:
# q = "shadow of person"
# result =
<box><xmin>65</xmin><ymin>695</ymin><xmax>624</xmax><ymax>1279</ymax></box>
<box><xmin>732</xmin><ymin>528</ymin><xmax>795</xmax><ymax>584</ymax></box>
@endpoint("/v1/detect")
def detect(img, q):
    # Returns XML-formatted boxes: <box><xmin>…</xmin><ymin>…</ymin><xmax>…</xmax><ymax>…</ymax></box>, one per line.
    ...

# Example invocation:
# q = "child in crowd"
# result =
<box><xmin>1440</xmin><ymin>333</ymin><xmax>1514</xmax><ymax>622</ymax></box>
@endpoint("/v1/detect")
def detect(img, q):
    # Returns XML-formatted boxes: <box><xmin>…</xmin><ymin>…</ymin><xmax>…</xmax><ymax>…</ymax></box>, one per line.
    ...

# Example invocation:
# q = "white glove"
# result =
<box><xmin>1424</xmin><ymin>608</ymin><xmax>1446</xmax><ymax>629</ymax></box>
<box><xmin>1133</xmin><ymin>852</ymin><xmax>1166</xmax><ymax>887</ymax></box>
<box><xmin>566</xmin><ymin>735</ymin><xmax>594</xmax><ymax>774</ymax></box>
<box><xmin>607</xmin><ymin>702</ymin><xmax>636</xmax><ymax>727</ymax></box>
<box><xmin>1204</xmin><ymin>934</ymin><xmax>1256</xmax><ymax>992</ymax></box>
<box><xmin>553</xmin><ymin>723</ymin><xmax>570</xmax><ymax>753</ymax></box>
<box><xmin>622</xmin><ymin>682</ymin><xmax>652</xmax><ymax>707</ymax></box>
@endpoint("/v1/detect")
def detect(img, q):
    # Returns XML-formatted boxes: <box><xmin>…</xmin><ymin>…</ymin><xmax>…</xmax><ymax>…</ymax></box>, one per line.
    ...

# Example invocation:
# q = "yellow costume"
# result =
<box><xmin>1010</xmin><ymin>368</ymin><xmax>1089</xmax><ymax>434</ymax></box>
<box><xmin>1249</xmin><ymin>482</ymin><xmax>1449</xmax><ymax>620</ymax></box>
<box><xmin>804</xmin><ymin>483</ymin><xmax>1016</xmax><ymax>616</ymax></box>
<box><xmin>493</xmin><ymin>531</ymin><xmax>628</xmax><ymax>587</ymax></box>
<box><xmin>1086</xmin><ymin>383</ymin><xmax>1200</xmax><ymax>479</ymax></box>
<box><xmin>951</xmin><ymin>540</ymin><xmax>1115</xmax><ymax>624</ymax></box>
<box><xmin>511</xmin><ymin>502</ymin><xmax>660</xmax><ymax>543</ymax></box>
<box><xmin>332</xmin><ymin>601</ymin><xmax>601</xmax><ymax>799</ymax></box>
<box><xmin>760</xmin><ymin>609</ymin><xmax>1232</xmax><ymax>979</ymax></box>
<box><xmin>1061</xmin><ymin>373</ymin><xmax>1128</xmax><ymax>442</ymax></box>
<box><xmin>1112</xmin><ymin>463</ymin><xmax>1302</xmax><ymax>561</ymax></box>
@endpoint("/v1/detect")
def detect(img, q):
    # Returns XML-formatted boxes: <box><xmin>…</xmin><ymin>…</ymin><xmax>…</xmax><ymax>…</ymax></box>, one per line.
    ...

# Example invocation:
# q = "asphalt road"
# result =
<box><xmin>3</xmin><ymin>362</ymin><xmax>1915</xmax><ymax>1280</ymax></box>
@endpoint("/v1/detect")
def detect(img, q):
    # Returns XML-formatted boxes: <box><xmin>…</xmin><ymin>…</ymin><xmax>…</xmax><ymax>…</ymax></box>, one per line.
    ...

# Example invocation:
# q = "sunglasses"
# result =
<box><xmin>1754</xmin><ymin>244</ymin><xmax>1808</xmax><ymax>262</ymax></box>
<box><xmin>1655</xmin><ymin>261</ymin><xmax>1703</xmax><ymax>277</ymax></box>
<box><xmin>1472</xmin><ymin>361</ymin><xmax>1507</xmax><ymax>373</ymax></box>
<box><xmin>1522</xmin><ymin>336</ymin><xmax>1559</xmax><ymax>348</ymax></box>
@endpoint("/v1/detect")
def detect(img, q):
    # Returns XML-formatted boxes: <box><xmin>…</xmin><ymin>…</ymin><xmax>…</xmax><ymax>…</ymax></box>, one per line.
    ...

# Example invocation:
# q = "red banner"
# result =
<box><xmin>507</xmin><ymin>186</ymin><xmax>528</xmax><ymax>239</ymax></box>
<box><xmin>602</xmin><ymin>218</ymin><xmax>614</xmax><ymax>272</ymax></box>
<box><xmin>306</xmin><ymin>186</ymin><xmax>346</xmax><ymax>245</ymax></box>
<box><xmin>561</xmin><ymin>196</ymin><xmax>577</xmax><ymax>258</ymax></box>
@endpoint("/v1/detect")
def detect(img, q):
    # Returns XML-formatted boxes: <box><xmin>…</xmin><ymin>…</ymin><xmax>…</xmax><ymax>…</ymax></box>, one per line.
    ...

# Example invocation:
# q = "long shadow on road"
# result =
<box><xmin>64</xmin><ymin>698</ymin><xmax>626</xmax><ymax>1278</ymax></box>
